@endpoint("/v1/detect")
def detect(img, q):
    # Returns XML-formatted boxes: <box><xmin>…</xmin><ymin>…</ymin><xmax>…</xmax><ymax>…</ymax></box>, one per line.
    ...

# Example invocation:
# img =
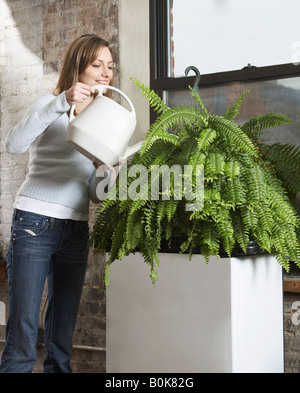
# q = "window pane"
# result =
<box><xmin>171</xmin><ymin>0</ymin><xmax>300</xmax><ymax>77</ymax></box>
<box><xmin>167</xmin><ymin>77</ymin><xmax>300</xmax><ymax>146</ymax></box>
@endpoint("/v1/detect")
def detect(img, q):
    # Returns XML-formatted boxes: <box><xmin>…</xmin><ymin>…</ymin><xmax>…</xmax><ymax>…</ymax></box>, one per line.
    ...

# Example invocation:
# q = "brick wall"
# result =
<box><xmin>0</xmin><ymin>0</ymin><xmax>119</xmax><ymax>373</ymax></box>
<box><xmin>284</xmin><ymin>280</ymin><xmax>300</xmax><ymax>373</ymax></box>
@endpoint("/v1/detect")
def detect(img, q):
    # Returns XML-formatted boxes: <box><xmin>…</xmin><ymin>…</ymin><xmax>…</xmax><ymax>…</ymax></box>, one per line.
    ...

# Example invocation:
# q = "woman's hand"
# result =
<box><xmin>65</xmin><ymin>83</ymin><xmax>95</xmax><ymax>106</ymax></box>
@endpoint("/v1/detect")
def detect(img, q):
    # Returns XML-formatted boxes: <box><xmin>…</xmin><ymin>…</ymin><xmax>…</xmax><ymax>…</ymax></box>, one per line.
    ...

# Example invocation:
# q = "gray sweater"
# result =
<box><xmin>5</xmin><ymin>92</ymin><xmax>99</xmax><ymax>217</ymax></box>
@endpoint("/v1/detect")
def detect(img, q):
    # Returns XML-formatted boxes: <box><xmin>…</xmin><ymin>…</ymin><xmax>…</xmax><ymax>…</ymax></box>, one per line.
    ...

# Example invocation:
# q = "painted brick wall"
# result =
<box><xmin>0</xmin><ymin>0</ymin><xmax>119</xmax><ymax>373</ymax></box>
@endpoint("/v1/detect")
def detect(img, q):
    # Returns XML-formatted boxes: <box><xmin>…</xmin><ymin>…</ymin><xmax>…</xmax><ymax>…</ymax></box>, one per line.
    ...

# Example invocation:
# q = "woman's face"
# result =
<box><xmin>79</xmin><ymin>46</ymin><xmax>114</xmax><ymax>89</ymax></box>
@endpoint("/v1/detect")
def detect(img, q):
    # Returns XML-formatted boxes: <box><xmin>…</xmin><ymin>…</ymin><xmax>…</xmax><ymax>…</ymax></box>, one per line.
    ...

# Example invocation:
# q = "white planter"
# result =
<box><xmin>106</xmin><ymin>253</ymin><xmax>284</xmax><ymax>373</ymax></box>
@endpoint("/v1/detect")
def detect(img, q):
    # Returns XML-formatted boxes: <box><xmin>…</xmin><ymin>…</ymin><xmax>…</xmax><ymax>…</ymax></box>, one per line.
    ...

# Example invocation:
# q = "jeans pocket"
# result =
<box><xmin>12</xmin><ymin>211</ymin><xmax>51</xmax><ymax>242</ymax></box>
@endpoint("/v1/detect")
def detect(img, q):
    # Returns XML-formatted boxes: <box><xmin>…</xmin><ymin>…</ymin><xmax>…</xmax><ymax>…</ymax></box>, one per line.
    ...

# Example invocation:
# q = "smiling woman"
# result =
<box><xmin>54</xmin><ymin>34</ymin><xmax>114</xmax><ymax>100</ymax></box>
<box><xmin>80</xmin><ymin>47</ymin><xmax>114</xmax><ymax>87</ymax></box>
<box><xmin>76</xmin><ymin>46</ymin><xmax>114</xmax><ymax>114</ymax></box>
<box><xmin>0</xmin><ymin>33</ymin><xmax>115</xmax><ymax>374</ymax></box>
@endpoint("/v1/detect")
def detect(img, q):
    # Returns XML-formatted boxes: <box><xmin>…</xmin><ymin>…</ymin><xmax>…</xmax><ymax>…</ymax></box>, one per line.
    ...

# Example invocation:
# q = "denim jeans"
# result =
<box><xmin>0</xmin><ymin>209</ymin><xmax>89</xmax><ymax>373</ymax></box>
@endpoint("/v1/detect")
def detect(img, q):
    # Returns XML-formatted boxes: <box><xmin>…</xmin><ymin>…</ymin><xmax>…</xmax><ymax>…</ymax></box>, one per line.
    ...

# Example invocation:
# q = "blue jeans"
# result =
<box><xmin>0</xmin><ymin>209</ymin><xmax>89</xmax><ymax>373</ymax></box>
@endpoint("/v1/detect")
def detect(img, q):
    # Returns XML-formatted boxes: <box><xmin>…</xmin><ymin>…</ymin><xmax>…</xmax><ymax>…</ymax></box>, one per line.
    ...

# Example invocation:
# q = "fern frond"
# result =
<box><xmin>241</xmin><ymin>112</ymin><xmax>291</xmax><ymax>140</ymax></box>
<box><xmin>189</xmin><ymin>87</ymin><xmax>208</xmax><ymax>117</ymax></box>
<box><xmin>273</xmin><ymin>253</ymin><xmax>290</xmax><ymax>272</ymax></box>
<box><xmin>188</xmin><ymin>150</ymin><xmax>206</xmax><ymax>168</ymax></box>
<box><xmin>271</xmin><ymin>161</ymin><xmax>300</xmax><ymax>200</ymax></box>
<box><xmin>128</xmin><ymin>198</ymin><xmax>148</xmax><ymax>215</ymax></box>
<box><xmin>268</xmin><ymin>188</ymin><xmax>299</xmax><ymax>227</ymax></box>
<box><xmin>166</xmin><ymin>199</ymin><xmax>179</xmax><ymax>222</ymax></box>
<box><xmin>200</xmin><ymin>221</ymin><xmax>220</xmax><ymax>256</ymax></box>
<box><xmin>142</xmin><ymin>201</ymin><xmax>156</xmax><ymax>236</ymax></box>
<box><xmin>125</xmin><ymin>212</ymin><xmax>143</xmax><ymax>250</ymax></box>
<box><xmin>208</xmin><ymin>115</ymin><xmax>258</xmax><ymax>157</ymax></box>
<box><xmin>197</xmin><ymin>128</ymin><xmax>217</xmax><ymax>151</ymax></box>
<box><xmin>141</xmin><ymin>106</ymin><xmax>201</xmax><ymax>155</ymax></box>
<box><xmin>141</xmin><ymin>132</ymin><xmax>180</xmax><ymax>156</ymax></box>
<box><xmin>224</xmin><ymin>177</ymin><xmax>246</xmax><ymax>207</ymax></box>
<box><xmin>224</xmin><ymin>161</ymin><xmax>241</xmax><ymax>178</ymax></box>
<box><xmin>278</xmin><ymin>224</ymin><xmax>300</xmax><ymax>261</ymax></box>
<box><xmin>107</xmin><ymin>215</ymin><xmax>127</xmax><ymax>263</ymax></box>
<box><xmin>156</xmin><ymin>200</ymin><xmax>168</xmax><ymax>223</ymax></box>
<box><xmin>243</xmin><ymin>163</ymin><xmax>266</xmax><ymax>203</ymax></box>
<box><xmin>254</xmin><ymin>202</ymin><xmax>274</xmax><ymax>233</ymax></box>
<box><xmin>100</xmin><ymin>194</ymin><xmax>118</xmax><ymax>212</ymax></box>
<box><xmin>138</xmin><ymin>235</ymin><xmax>161</xmax><ymax>285</ymax></box>
<box><xmin>180</xmin><ymin>220</ymin><xmax>198</xmax><ymax>254</ymax></box>
<box><xmin>204</xmin><ymin>186</ymin><xmax>221</xmax><ymax>203</ymax></box>
<box><xmin>266</xmin><ymin>143</ymin><xmax>300</xmax><ymax>198</ymax></box>
<box><xmin>233</xmin><ymin>212</ymin><xmax>249</xmax><ymax>252</ymax></box>
<box><xmin>224</xmin><ymin>90</ymin><xmax>250</xmax><ymax>120</ymax></box>
<box><xmin>205</xmin><ymin>152</ymin><xmax>226</xmax><ymax>179</ymax></box>
<box><xmin>131</xmin><ymin>78</ymin><xmax>167</xmax><ymax>114</ymax></box>
<box><xmin>240</xmin><ymin>206</ymin><xmax>258</xmax><ymax>231</ymax></box>
<box><xmin>212</xmin><ymin>207</ymin><xmax>235</xmax><ymax>256</ymax></box>
<box><xmin>131</xmin><ymin>140</ymin><xmax>177</xmax><ymax>169</ymax></box>
<box><xmin>253</xmin><ymin>226</ymin><xmax>271</xmax><ymax>253</ymax></box>
<box><xmin>105</xmin><ymin>262</ymin><xmax>111</xmax><ymax>286</ymax></box>
<box><xmin>267</xmin><ymin>143</ymin><xmax>300</xmax><ymax>172</ymax></box>
<box><xmin>217</xmin><ymin>221</ymin><xmax>235</xmax><ymax>256</ymax></box>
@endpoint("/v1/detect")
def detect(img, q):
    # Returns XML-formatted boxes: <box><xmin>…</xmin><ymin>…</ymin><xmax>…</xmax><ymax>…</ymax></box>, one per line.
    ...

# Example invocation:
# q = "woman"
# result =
<box><xmin>0</xmin><ymin>34</ymin><xmax>114</xmax><ymax>373</ymax></box>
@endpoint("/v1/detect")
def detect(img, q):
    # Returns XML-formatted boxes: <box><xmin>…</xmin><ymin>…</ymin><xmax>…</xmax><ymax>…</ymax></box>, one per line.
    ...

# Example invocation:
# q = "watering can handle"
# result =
<box><xmin>69</xmin><ymin>85</ymin><xmax>136</xmax><ymax>121</ymax></box>
<box><xmin>94</xmin><ymin>85</ymin><xmax>136</xmax><ymax>115</ymax></box>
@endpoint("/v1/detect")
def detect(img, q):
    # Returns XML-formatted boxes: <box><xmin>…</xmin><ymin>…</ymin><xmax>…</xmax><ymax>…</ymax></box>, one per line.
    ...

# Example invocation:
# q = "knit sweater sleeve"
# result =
<box><xmin>5</xmin><ymin>92</ymin><xmax>71</xmax><ymax>154</ymax></box>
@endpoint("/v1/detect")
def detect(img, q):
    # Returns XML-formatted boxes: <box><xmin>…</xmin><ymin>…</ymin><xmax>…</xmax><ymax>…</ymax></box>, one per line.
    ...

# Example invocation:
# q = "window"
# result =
<box><xmin>150</xmin><ymin>0</ymin><xmax>300</xmax><ymax>146</ymax></box>
<box><xmin>171</xmin><ymin>0</ymin><xmax>300</xmax><ymax>77</ymax></box>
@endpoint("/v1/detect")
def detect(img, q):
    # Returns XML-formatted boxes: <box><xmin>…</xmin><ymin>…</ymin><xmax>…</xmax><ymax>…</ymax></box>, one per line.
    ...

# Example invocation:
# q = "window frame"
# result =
<box><xmin>150</xmin><ymin>0</ymin><xmax>300</xmax><ymax>102</ymax></box>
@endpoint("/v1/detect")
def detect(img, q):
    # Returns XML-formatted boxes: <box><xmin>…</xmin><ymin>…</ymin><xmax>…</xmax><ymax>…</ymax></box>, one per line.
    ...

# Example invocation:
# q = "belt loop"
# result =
<box><xmin>49</xmin><ymin>217</ymin><xmax>55</xmax><ymax>229</ymax></box>
<box><xmin>12</xmin><ymin>209</ymin><xmax>18</xmax><ymax>221</ymax></box>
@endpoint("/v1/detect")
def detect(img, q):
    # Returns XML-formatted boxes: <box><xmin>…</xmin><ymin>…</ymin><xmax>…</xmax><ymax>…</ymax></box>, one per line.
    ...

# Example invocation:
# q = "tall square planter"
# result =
<box><xmin>106</xmin><ymin>253</ymin><xmax>284</xmax><ymax>373</ymax></box>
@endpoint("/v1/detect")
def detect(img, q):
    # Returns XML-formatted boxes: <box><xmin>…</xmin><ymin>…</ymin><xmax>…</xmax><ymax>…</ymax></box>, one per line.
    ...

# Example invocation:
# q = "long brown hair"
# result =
<box><xmin>54</xmin><ymin>34</ymin><xmax>114</xmax><ymax>97</ymax></box>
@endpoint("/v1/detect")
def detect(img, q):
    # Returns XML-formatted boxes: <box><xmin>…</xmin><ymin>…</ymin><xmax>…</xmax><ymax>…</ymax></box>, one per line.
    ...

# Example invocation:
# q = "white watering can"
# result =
<box><xmin>66</xmin><ymin>85</ymin><xmax>141</xmax><ymax>166</ymax></box>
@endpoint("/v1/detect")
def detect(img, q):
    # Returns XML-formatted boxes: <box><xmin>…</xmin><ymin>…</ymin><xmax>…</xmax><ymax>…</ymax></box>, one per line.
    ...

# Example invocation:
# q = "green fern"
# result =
<box><xmin>90</xmin><ymin>82</ymin><xmax>300</xmax><ymax>285</ymax></box>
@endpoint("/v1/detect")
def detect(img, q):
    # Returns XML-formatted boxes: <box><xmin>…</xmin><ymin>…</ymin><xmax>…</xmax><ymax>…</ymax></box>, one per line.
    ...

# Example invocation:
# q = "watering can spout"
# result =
<box><xmin>66</xmin><ymin>85</ymin><xmax>140</xmax><ymax>166</ymax></box>
<box><xmin>121</xmin><ymin>141</ymin><xmax>143</xmax><ymax>161</ymax></box>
